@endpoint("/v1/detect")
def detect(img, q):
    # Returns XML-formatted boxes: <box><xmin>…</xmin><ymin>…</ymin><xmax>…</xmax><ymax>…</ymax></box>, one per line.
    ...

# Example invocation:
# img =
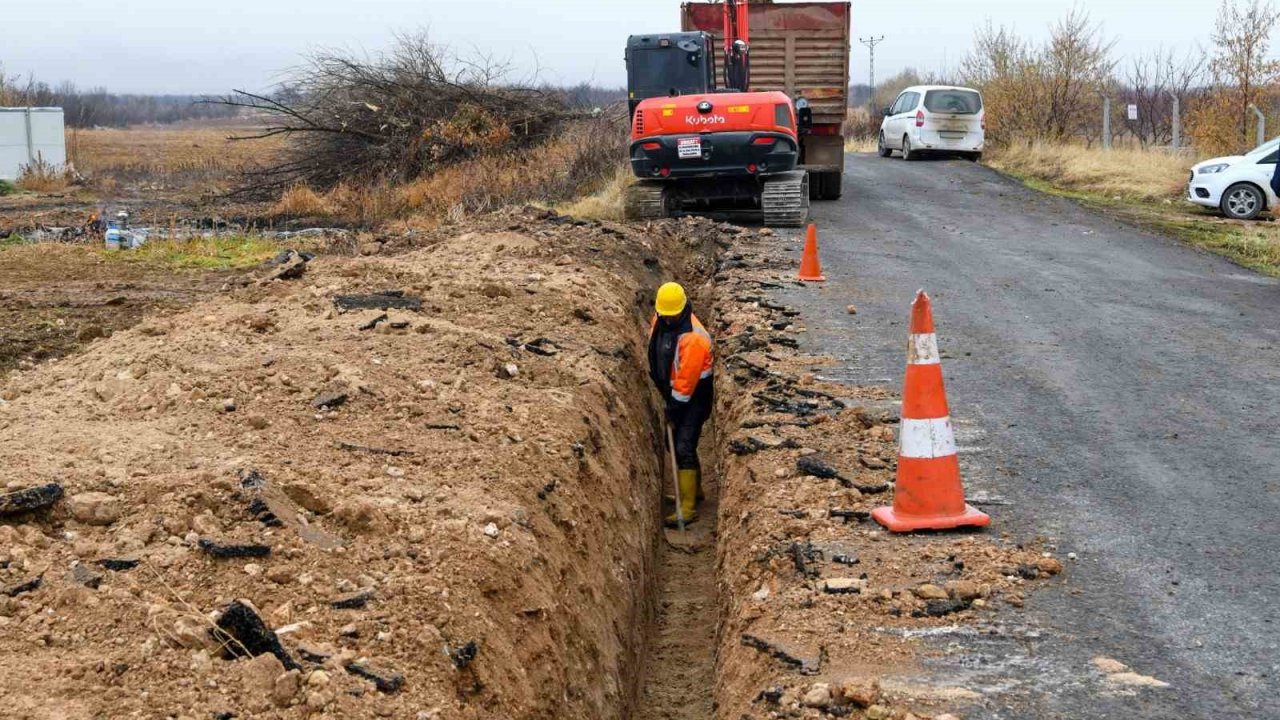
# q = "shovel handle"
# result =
<box><xmin>666</xmin><ymin>423</ymin><xmax>685</xmax><ymax>532</ymax></box>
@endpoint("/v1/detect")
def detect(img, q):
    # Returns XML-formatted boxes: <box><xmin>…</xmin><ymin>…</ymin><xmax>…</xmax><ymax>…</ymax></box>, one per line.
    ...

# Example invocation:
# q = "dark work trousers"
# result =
<box><xmin>671</xmin><ymin>379</ymin><xmax>714</xmax><ymax>471</ymax></box>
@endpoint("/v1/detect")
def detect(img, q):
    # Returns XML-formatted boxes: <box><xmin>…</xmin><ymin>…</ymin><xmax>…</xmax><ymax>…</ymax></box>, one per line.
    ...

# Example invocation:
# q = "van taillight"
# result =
<box><xmin>981</xmin><ymin>114</ymin><xmax>986</xmax><ymax>130</ymax></box>
<box><xmin>915</xmin><ymin>110</ymin><xmax>925</xmax><ymax>128</ymax></box>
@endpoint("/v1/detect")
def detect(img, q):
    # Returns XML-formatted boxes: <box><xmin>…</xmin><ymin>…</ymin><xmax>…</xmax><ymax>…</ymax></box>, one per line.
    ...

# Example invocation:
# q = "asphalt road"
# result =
<box><xmin>780</xmin><ymin>153</ymin><xmax>1280</xmax><ymax>719</ymax></box>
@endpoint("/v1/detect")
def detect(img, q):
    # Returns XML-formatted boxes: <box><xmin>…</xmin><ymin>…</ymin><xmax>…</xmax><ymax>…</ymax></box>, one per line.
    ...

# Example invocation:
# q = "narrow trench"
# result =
<box><xmin>633</xmin><ymin>427</ymin><xmax>721</xmax><ymax>720</ymax></box>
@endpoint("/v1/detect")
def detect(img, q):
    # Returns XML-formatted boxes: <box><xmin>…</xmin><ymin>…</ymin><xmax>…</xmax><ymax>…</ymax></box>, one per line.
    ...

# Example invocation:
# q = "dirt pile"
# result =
<box><xmin>706</xmin><ymin>229</ymin><xmax>1066</xmax><ymax>720</ymax></box>
<box><xmin>0</xmin><ymin>207</ymin><xmax>715</xmax><ymax>719</ymax></box>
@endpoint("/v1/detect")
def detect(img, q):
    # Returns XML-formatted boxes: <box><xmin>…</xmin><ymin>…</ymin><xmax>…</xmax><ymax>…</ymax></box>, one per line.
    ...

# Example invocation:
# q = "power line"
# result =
<box><xmin>859</xmin><ymin>35</ymin><xmax>886</xmax><ymax>111</ymax></box>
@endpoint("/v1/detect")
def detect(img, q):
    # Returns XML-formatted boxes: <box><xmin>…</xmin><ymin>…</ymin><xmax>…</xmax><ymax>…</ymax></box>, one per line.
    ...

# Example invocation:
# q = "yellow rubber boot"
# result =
<box><xmin>665</xmin><ymin>469</ymin><xmax>699</xmax><ymax>527</ymax></box>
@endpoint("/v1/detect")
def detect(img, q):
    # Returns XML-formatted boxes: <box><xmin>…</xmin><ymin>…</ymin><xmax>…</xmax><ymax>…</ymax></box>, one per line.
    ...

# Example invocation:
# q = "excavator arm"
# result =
<box><xmin>722</xmin><ymin>0</ymin><xmax>751</xmax><ymax>91</ymax></box>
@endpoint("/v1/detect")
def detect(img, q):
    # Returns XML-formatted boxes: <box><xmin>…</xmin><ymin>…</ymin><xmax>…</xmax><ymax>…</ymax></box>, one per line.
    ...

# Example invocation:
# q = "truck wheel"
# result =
<box><xmin>821</xmin><ymin>170</ymin><xmax>842</xmax><ymax>200</ymax></box>
<box><xmin>902</xmin><ymin>136</ymin><xmax>917</xmax><ymax>161</ymax></box>
<box><xmin>1221</xmin><ymin>183</ymin><xmax>1264</xmax><ymax>220</ymax></box>
<box><xmin>966</xmin><ymin>152</ymin><xmax>983</xmax><ymax>162</ymax></box>
<box><xmin>877</xmin><ymin>132</ymin><xmax>892</xmax><ymax>158</ymax></box>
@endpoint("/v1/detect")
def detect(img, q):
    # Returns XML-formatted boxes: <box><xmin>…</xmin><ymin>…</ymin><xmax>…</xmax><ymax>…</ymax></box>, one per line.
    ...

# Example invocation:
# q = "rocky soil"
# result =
<box><xmin>0</xmin><ymin>207</ymin><xmax>714</xmax><ymax>719</ymax></box>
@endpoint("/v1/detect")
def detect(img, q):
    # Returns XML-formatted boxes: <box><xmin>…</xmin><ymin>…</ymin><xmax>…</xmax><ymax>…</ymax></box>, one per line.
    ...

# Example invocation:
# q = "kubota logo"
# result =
<box><xmin>685</xmin><ymin>115</ymin><xmax>727</xmax><ymax>125</ymax></box>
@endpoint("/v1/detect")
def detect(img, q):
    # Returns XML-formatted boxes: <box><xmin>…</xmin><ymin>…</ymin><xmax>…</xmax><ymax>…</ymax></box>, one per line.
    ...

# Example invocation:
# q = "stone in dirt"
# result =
<box><xmin>66</xmin><ymin>491</ymin><xmax>122</xmax><ymax>526</ymax></box>
<box><xmin>801</xmin><ymin>683</ymin><xmax>832</xmax><ymax>708</ymax></box>
<box><xmin>273</xmin><ymin>669</ymin><xmax>302</xmax><ymax>707</ymax></box>
<box><xmin>914</xmin><ymin>584</ymin><xmax>949</xmax><ymax>600</ymax></box>
<box><xmin>346</xmin><ymin>660</ymin><xmax>405</xmax><ymax>693</ymax></box>
<box><xmin>449</xmin><ymin>640</ymin><xmax>478</xmax><ymax>669</ymax></box>
<box><xmin>822</xmin><ymin>578</ymin><xmax>865</xmax><ymax>594</ymax></box>
<box><xmin>213</xmin><ymin>600</ymin><xmax>301</xmax><ymax>670</ymax></box>
<box><xmin>1106</xmin><ymin>671</ymin><xmax>1170</xmax><ymax>688</ymax></box>
<box><xmin>835</xmin><ymin>677</ymin><xmax>880</xmax><ymax>708</ymax></box>
<box><xmin>330</xmin><ymin>588</ymin><xmax>375</xmax><ymax>610</ymax></box>
<box><xmin>0</xmin><ymin>483</ymin><xmax>63</xmax><ymax>517</ymax></box>
<box><xmin>945</xmin><ymin>580</ymin><xmax>982</xmax><ymax>601</ymax></box>
<box><xmin>913</xmin><ymin>599</ymin><xmax>971</xmax><ymax>617</ymax></box>
<box><xmin>1036</xmin><ymin>557</ymin><xmax>1064</xmax><ymax>575</ymax></box>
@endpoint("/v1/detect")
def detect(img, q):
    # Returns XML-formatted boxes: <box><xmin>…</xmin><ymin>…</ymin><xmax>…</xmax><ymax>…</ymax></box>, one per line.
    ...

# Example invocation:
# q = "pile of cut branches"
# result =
<box><xmin>218</xmin><ymin>33</ymin><xmax>578</xmax><ymax>196</ymax></box>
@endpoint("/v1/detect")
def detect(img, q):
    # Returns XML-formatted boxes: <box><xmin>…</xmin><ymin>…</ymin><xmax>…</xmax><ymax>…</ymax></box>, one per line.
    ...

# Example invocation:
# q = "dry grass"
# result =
<box><xmin>988</xmin><ymin>141</ymin><xmax>1280</xmax><ymax>275</ymax></box>
<box><xmin>15</xmin><ymin>156</ymin><xmax>74</xmax><ymax>193</ymax></box>
<box><xmin>101</xmin><ymin>235</ymin><xmax>283</xmax><ymax>270</ymax></box>
<box><xmin>986</xmin><ymin>143</ymin><xmax>1195</xmax><ymax>203</ymax></box>
<box><xmin>69</xmin><ymin>125</ymin><xmax>285</xmax><ymax>181</ymax></box>
<box><xmin>271</xmin><ymin>185</ymin><xmax>330</xmax><ymax>217</ymax></box>
<box><xmin>555</xmin><ymin>168</ymin><xmax>634</xmax><ymax>221</ymax></box>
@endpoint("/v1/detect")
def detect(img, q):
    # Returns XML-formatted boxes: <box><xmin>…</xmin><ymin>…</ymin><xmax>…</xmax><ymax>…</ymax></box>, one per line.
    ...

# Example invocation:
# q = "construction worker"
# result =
<box><xmin>648</xmin><ymin>282</ymin><xmax>714</xmax><ymax>526</ymax></box>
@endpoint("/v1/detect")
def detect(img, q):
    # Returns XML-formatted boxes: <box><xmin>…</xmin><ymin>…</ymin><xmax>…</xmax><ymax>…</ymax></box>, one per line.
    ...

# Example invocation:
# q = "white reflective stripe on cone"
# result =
<box><xmin>899</xmin><ymin>416</ymin><xmax>957</xmax><ymax>458</ymax></box>
<box><xmin>907</xmin><ymin>333</ymin><xmax>940</xmax><ymax>365</ymax></box>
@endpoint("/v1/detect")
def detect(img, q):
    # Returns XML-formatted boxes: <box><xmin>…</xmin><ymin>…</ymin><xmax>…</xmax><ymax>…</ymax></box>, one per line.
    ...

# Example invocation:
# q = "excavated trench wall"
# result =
<box><xmin>0</xmin><ymin>208</ymin><xmax>717</xmax><ymax>720</ymax></box>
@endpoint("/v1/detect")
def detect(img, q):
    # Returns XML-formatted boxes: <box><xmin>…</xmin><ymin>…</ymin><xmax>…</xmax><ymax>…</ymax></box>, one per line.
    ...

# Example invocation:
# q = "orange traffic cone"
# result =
<box><xmin>798</xmin><ymin>223</ymin><xmax>825</xmax><ymax>282</ymax></box>
<box><xmin>872</xmin><ymin>290</ymin><xmax>990</xmax><ymax>532</ymax></box>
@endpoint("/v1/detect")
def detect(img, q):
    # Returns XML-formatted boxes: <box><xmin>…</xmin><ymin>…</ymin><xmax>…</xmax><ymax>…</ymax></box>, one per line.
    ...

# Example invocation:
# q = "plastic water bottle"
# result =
<box><xmin>105</xmin><ymin>221</ymin><xmax>122</xmax><ymax>250</ymax></box>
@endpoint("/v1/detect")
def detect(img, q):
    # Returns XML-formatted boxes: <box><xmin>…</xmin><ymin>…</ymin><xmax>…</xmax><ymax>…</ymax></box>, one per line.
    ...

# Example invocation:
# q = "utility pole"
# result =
<box><xmin>1169</xmin><ymin>92</ymin><xmax>1181</xmax><ymax>150</ymax></box>
<box><xmin>859</xmin><ymin>35</ymin><xmax>886</xmax><ymax>112</ymax></box>
<box><xmin>1099</xmin><ymin>93</ymin><xmax>1111</xmax><ymax>150</ymax></box>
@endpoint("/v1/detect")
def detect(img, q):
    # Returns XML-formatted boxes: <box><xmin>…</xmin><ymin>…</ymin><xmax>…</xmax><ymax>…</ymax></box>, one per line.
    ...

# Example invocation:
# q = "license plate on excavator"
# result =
<box><xmin>677</xmin><ymin>137</ymin><xmax>702</xmax><ymax>159</ymax></box>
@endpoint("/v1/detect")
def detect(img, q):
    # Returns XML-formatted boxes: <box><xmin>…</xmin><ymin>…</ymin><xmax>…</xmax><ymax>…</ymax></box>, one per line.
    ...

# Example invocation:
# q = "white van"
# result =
<box><xmin>877</xmin><ymin>85</ymin><xmax>985</xmax><ymax>161</ymax></box>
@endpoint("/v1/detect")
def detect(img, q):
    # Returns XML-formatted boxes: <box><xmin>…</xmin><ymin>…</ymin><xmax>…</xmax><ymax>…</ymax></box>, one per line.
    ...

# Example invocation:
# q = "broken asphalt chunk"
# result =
<box><xmin>912</xmin><ymin>598</ymin><xmax>972</xmax><ymax>618</ymax></box>
<box><xmin>213</xmin><ymin>600</ymin><xmax>300</xmax><ymax>670</ymax></box>
<box><xmin>2</xmin><ymin>576</ymin><xmax>41</xmax><ymax>597</ymax></box>
<box><xmin>96</xmin><ymin>558</ymin><xmax>139</xmax><ymax>572</ymax></box>
<box><xmin>71</xmin><ymin>563</ymin><xmax>104</xmax><ymax>589</ymax></box>
<box><xmin>741</xmin><ymin>633</ymin><xmax>821</xmax><ymax>674</ymax></box>
<box><xmin>199</xmin><ymin>539</ymin><xmax>272</xmax><ymax>559</ymax></box>
<box><xmin>311</xmin><ymin>388</ymin><xmax>348</xmax><ymax>410</ymax></box>
<box><xmin>450</xmin><ymin>640</ymin><xmax>478</xmax><ymax>669</ymax></box>
<box><xmin>0</xmin><ymin>483</ymin><xmax>63</xmax><ymax>517</ymax></box>
<box><xmin>345</xmin><ymin>661</ymin><xmax>404</xmax><ymax>693</ymax></box>
<box><xmin>333</xmin><ymin>293</ymin><xmax>423</xmax><ymax>312</ymax></box>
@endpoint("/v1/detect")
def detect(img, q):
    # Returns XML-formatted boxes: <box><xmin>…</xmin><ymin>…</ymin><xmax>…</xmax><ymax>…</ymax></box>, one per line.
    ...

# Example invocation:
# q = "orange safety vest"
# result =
<box><xmin>649</xmin><ymin>313</ymin><xmax>713</xmax><ymax>402</ymax></box>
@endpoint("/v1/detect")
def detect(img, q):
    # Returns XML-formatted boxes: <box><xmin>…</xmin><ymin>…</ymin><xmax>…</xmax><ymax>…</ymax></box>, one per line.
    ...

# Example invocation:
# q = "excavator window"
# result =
<box><xmin>625</xmin><ymin>32</ymin><xmax>715</xmax><ymax>113</ymax></box>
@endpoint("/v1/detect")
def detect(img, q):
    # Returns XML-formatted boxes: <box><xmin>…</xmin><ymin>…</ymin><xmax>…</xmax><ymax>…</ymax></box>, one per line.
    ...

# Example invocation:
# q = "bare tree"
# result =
<box><xmin>214</xmin><ymin>32</ymin><xmax>578</xmax><ymax>196</ymax></box>
<box><xmin>1121</xmin><ymin>46</ymin><xmax>1206</xmax><ymax>146</ymax></box>
<box><xmin>1211</xmin><ymin>0</ymin><xmax>1280</xmax><ymax>143</ymax></box>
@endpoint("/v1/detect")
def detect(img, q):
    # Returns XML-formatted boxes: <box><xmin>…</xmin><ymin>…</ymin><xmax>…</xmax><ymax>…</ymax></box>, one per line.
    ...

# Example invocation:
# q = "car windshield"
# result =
<box><xmin>1244</xmin><ymin>138</ymin><xmax>1280</xmax><ymax>158</ymax></box>
<box><xmin>924</xmin><ymin>89</ymin><xmax>982</xmax><ymax>114</ymax></box>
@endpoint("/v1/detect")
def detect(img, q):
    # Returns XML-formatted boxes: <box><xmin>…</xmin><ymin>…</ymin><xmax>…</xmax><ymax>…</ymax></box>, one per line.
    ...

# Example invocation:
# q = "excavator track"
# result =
<box><xmin>760</xmin><ymin>171</ymin><xmax>810</xmax><ymax>227</ymax></box>
<box><xmin>623</xmin><ymin>181</ymin><xmax>671</xmax><ymax>221</ymax></box>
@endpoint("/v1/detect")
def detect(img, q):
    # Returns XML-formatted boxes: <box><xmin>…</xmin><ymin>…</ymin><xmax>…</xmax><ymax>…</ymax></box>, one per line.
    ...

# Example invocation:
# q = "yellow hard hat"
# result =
<box><xmin>655</xmin><ymin>282</ymin><xmax>687</xmax><ymax>317</ymax></box>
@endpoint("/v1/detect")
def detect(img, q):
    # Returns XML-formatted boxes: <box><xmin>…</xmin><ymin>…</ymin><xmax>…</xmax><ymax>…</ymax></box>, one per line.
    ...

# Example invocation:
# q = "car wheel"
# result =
<box><xmin>1221</xmin><ymin>183</ymin><xmax>1264</xmax><ymax>220</ymax></box>
<box><xmin>877</xmin><ymin>132</ymin><xmax>892</xmax><ymax>158</ymax></box>
<box><xmin>902</xmin><ymin>135</ymin><xmax>916</xmax><ymax>161</ymax></box>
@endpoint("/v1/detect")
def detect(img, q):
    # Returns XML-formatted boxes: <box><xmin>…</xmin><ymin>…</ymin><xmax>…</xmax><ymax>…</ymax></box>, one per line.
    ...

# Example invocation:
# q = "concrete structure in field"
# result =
<box><xmin>0</xmin><ymin>107</ymin><xmax>66</xmax><ymax>181</ymax></box>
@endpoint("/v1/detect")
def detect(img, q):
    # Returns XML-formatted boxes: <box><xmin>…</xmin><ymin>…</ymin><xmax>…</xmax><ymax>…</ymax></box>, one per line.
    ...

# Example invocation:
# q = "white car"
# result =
<box><xmin>1188</xmin><ymin>138</ymin><xmax>1279</xmax><ymax>220</ymax></box>
<box><xmin>877</xmin><ymin>85</ymin><xmax>985</xmax><ymax>161</ymax></box>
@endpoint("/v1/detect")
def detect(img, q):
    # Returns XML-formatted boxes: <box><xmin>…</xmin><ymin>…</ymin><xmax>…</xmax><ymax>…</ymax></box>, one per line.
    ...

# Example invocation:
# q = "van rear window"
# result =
<box><xmin>924</xmin><ymin>90</ymin><xmax>982</xmax><ymax>114</ymax></box>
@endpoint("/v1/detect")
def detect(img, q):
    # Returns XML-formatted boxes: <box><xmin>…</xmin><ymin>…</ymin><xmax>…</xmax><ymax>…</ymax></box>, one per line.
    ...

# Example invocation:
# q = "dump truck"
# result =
<box><xmin>682</xmin><ymin>1</ymin><xmax>850</xmax><ymax>201</ymax></box>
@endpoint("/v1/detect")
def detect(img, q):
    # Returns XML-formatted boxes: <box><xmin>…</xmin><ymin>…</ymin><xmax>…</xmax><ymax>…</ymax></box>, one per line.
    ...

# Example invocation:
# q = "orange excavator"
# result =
<box><xmin>624</xmin><ymin>1</ymin><xmax>849</xmax><ymax>226</ymax></box>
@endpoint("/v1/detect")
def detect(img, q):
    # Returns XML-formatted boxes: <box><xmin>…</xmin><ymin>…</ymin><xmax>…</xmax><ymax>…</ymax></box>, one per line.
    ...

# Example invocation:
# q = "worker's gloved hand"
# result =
<box><xmin>664</xmin><ymin>400</ymin><xmax>685</xmax><ymax>424</ymax></box>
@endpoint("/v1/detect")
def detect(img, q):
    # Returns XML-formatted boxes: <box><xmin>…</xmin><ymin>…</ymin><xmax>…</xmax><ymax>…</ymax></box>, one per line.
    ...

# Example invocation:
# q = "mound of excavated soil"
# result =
<box><xmin>0</xmin><ymin>208</ymin><xmax>716</xmax><ymax>719</ymax></box>
<box><xmin>707</xmin><ymin>229</ymin><xmax>1066</xmax><ymax>720</ymax></box>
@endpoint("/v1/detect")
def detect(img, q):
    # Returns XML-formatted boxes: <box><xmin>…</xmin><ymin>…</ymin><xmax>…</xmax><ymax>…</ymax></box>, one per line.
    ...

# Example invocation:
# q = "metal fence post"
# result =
<box><xmin>1249</xmin><ymin>104</ymin><xmax>1265</xmax><ymax>147</ymax></box>
<box><xmin>1100</xmin><ymin>94</ymin><xmax>1111</xmax><ymax>149</ymax></box>
<box><xmin>1170</xmin><ymin>93</ymin><xmax>1181</xmax><ymax>149</ymax></box>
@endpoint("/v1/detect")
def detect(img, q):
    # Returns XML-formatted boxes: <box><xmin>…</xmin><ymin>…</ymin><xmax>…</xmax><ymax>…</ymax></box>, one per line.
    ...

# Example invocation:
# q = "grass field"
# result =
<box><xmin>986</xmin><ymin>143</ymin><xmax>1280</xmax><ymax>275</ymax></box>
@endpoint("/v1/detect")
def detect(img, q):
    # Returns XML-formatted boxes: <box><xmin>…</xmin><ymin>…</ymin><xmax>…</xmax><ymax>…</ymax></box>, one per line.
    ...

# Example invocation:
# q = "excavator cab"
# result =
<box><xmin>626</xmin><ymin>32</ymin><xmax>715</xmax><ymax>113</ymax></box>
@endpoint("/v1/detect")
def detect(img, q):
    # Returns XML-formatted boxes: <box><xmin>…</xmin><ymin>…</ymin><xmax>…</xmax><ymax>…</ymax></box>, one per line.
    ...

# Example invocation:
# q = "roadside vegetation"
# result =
<box><xmin>879</xmin><ymin>0</ymin><xmax>1280</xmax><ymax>275</ymax></box>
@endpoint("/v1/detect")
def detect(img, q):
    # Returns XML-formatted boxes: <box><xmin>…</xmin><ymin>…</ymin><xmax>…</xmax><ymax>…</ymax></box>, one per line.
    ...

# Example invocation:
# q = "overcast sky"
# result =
<box><xmin>0</xmin><ymin>0</ymin><xmax>1233</xmax><ymax>94</ymax></box>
